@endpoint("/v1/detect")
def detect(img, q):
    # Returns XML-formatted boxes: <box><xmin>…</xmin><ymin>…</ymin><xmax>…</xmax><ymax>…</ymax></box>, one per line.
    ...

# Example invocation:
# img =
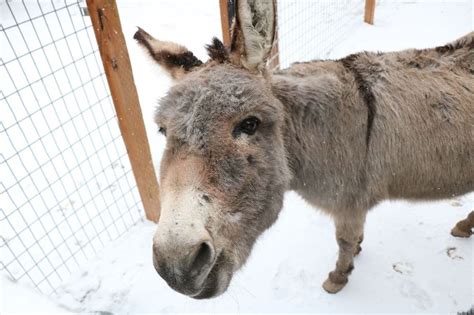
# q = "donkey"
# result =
<box><xmin>134</xmin><ymin>0</ymin><xmax>474</xmax><ymax>299</ymax></box>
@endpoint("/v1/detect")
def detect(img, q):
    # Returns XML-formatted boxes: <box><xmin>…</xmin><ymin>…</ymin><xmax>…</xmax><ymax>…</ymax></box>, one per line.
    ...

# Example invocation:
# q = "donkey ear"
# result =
<box><xmin>134</xmin><ymin>27</ymin><xmax>203</xmax><ymax>80</ymax></box>
<box><xmin>230</xmin><ymin>0</ymin><xmax>276</xmax><ymax>73</ymax></box>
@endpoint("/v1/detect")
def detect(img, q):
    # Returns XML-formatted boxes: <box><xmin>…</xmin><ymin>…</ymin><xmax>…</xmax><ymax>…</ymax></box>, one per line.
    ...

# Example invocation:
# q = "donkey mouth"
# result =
<box><xmin>153</xmin><ymin>250</ymin><xmax>232</xmax><ymax>299</ymax></box>
<box><xmin>190</xmin><ymin>252</ymin><xmax>231</xmax><ymax>299</ymax></box>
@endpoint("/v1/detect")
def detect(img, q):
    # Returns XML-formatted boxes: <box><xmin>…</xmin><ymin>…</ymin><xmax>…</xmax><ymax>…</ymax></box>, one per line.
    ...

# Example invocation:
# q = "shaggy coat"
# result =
<box><xmin>135</xmin><ymin>0</ymin><xmax>473</xmax><ymax>298</ymax></box>
<box><xmin>275</xmin><ymin>33</ymin><xmax>474</xmax><ymax>213</ymax></box>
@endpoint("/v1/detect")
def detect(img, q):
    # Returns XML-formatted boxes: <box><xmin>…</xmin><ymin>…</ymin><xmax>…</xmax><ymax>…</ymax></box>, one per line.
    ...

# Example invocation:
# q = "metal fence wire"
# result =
<box><xmin>1</xmin><ymin>0</ymin><xmax>367</xmax><ymax>296</ymax></box>
<box><xmin>277</xmin><ymin>0</ymin><xmax>366</xmax><ymax>68</ymax></box>
<box><xmin>0</xmin><ymin>0</ymin><xmax>144</xmax><ymax>294</ymax></box>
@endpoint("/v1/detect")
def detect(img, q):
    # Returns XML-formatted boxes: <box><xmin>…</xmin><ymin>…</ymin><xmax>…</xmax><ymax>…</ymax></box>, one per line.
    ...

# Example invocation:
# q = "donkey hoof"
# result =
<box><xmin>322</xmin><ymin>278</ymin><xmax>346</xmax><ymax>294</ymax></box>
<box><xmin>451</xmin><ymin>226</ymin><xmax>472</xmax><ymax>238</ymax></box>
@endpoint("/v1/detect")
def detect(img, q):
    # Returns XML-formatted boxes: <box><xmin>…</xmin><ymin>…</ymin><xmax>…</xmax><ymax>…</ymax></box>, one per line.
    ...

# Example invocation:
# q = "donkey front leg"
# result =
<box><xmin>354</xmin><ymin>233</ymin><xmax>364</xmax><ymax>256</ymax></box>
<box><xmin>323</xmin><ymin>212</ymin><xmax>367</xmax><ymax>294</ymax></box>
<box><xmin>451</xmin><ymin>211</ymin><xmax>474</xmax><ymax>238</ymax></box>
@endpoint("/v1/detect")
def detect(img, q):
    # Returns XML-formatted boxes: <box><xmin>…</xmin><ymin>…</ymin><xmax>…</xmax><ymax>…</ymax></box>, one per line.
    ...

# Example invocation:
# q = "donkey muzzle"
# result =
<box><xmin>152</xmin><ymin>237</ymin><xmax>217</xmax><ymax>297</ymax></box>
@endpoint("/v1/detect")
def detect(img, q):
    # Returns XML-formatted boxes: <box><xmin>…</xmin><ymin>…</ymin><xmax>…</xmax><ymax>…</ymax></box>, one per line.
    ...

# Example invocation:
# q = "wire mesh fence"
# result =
<box><xmin>0</xmin><ymin>0</ymin><xmax>144</xmax><ymax>294</ymax></box>
<box><xmin>1</xmin><ymin>0</ymin><xmax>369</xmax><ymax>296</ymax></box>
<box><xmin>277</xmin><ymin>0</ymin><xmax>366</xmax><ymax>68</ymax></box>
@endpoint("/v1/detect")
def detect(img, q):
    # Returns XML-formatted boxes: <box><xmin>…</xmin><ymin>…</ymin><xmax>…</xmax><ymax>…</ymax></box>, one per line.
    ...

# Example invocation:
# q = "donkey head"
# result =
<box><xmin>135</xmin><ymin>0</ymin><xmax>290</xmax><ymax>299</ymax></box>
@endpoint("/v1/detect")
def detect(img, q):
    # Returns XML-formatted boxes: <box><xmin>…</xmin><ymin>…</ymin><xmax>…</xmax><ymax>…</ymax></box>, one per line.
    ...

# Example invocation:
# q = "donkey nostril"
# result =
<box><xmin>190</xmin><ymin>242</ymin><xmax>213</xmax><ymax>275</ymax></box>
<box><xmin>202</xmin><ymin>194</ymin><xmax>211</xmax><ymax>203</ymax></box>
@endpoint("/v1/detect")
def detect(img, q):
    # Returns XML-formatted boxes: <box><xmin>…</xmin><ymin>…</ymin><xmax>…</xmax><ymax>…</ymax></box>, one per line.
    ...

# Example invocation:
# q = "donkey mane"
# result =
<box><xmin>205</xmin><ymin>37</ymin><xmax>229</xmax><ymax>63</ymax></box>
<box><xmin>339</xmin><ymin>53</ymin><xmax>377</xmax><ymax>149</ymax></box>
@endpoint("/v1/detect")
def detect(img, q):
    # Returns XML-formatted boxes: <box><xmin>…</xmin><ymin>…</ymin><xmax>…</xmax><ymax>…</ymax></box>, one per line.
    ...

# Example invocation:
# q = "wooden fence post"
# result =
<box><xmin>219</xmin><ymin>0</ymin><xmax>234</xmax><ymax>46</ymax></box>
<box><xmin>87</xmin><ymin>0</ymin><xmax>160</xmax><ymax>222</ymax></box>
<box><xmin>364</xmin><ymin>0</ymin><xmax>376</xmax><ymax>25</ymax></box>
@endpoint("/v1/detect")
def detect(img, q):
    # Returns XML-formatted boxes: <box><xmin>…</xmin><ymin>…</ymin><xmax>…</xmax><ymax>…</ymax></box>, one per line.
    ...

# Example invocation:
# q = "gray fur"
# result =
<box><xmin>135</xmin><ymin>0</ymin><xmax>473</xmax><ymax>298</ymax></box>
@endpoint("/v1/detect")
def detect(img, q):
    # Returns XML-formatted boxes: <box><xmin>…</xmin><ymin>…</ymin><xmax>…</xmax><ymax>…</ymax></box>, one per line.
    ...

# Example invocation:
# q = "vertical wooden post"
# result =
<box><xmin>364</xmin><ymin>0</ymin><xmax>376</xmax><ymax>25</ymax></box>
<box><xmin>87</xmin><ymin>0</ymin><xmax>160</xmax><ymax>222</ymax></box>
<box><xmin>219</xmin><ymin>0</ymin><xmax>233</xmax><ymax>46</ymax></box>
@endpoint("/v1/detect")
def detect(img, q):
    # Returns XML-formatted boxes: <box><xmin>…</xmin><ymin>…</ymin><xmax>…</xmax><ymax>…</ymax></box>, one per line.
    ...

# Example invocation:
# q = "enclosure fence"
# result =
<box><xmin>220</xmin><ymin>0</ymin><xmax>373</xmax><ymax>70</ymax></box>
<box><xmin>0</xmin><ymin>0</ymin><xmax>144</xmax><ymax>294</ymax></box>
<box><xmin>277</xmin><ymin>0</ymin><xmax>367</xmax><ymax>68</ymax></box>
<box><xmin>1</xmin><ymin>0</ymin><xmax>375</xmax><ymax>296</ymax></box>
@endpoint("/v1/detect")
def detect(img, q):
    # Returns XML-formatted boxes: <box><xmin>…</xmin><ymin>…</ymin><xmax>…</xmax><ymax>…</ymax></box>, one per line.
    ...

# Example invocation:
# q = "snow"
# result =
<box><xmin>44</xmin><ymin>194</ymin><xmax>472</xmax><ymax>313</ymax></box>
<box><xmin>1</xmin><ymin>0</ymin><xmax>144</xmax><ymax>296</ymax></box>
<box><xmin>329</xmin><ymin>0</ymin><xmax>474</xmax><ymax>58</ymax></box>
<box><xmin>1</xmin><ymin>0</ymin><xmax>473</xmax><ymax>313</ymax></box>
<box><xmin>0</xmin><ymin>275</ymin><xmax>70</xmax><ymax>313</ymax></box>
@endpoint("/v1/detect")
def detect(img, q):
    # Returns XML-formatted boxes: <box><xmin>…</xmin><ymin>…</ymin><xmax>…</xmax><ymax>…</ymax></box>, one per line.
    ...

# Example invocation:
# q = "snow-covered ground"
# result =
<box><xmin>1</xmin><ymin>0</ymin><xmax>473</xmax><ymax>314</ymax></box>
<box><xmin>0</xmin><ymin>274</ymin><xmax>69</xmax><ymax>313</ymax></box>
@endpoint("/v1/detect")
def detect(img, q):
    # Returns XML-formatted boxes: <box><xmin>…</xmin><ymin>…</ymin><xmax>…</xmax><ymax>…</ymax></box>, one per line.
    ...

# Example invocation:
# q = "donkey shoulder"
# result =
<box><xmin>339</xmin><ymin>32</ymin><xmax>474</xmax><ymax>83</ymax></box>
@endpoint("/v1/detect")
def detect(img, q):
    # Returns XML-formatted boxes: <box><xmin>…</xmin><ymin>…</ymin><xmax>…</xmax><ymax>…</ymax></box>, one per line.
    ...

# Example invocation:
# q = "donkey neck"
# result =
<box><xmin>270</xmin><ymin>66</ymin><xmax>367</xmax><ymax>200</ymax></box>
<box><xmin>271</xmin><ymin>72</ymin><xmax>333</xmax><ymax>190</ymax></box>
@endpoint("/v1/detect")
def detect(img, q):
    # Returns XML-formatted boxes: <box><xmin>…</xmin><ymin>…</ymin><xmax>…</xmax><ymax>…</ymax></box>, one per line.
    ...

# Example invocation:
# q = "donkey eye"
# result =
<box><xmin>235</xmin><ymin>116</ymin><xmax>260</xmax><ymax>137</ymax></box>
<box><xmin>158</xmin><ymin>127</ymin><xmax>167</xmax><ymax>136</ymax></box>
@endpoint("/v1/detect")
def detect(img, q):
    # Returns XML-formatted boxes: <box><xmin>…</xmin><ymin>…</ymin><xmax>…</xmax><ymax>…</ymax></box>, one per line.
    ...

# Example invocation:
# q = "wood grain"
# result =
<box><xmin>219</xmin><ymin>0</ymin><xmax>231</xmax><ymax>45</ymax></box>
<box><xmin>87</xmin><ymin>0</ymin><xmax>160</xmax><ymax>222</ymax></box>
<box><xmin>364</xmin><ymin>0</ymin><xmax>376</xmax><ymax>25</ymax></box>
